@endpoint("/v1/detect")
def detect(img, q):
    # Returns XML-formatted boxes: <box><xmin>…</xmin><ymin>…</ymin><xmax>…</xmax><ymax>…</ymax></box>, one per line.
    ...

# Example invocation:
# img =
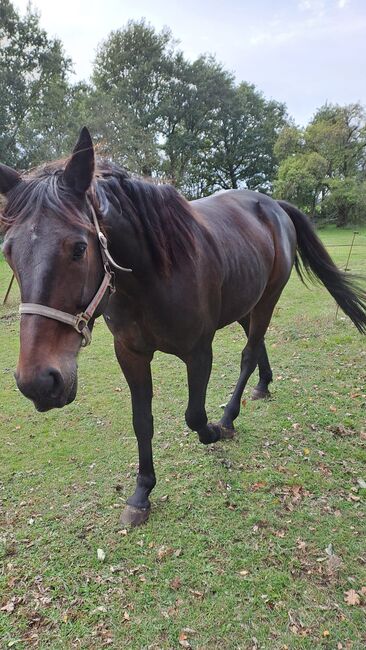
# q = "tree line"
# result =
<box><xmin>1</xmin><ymin>0</ymin><xmax>365</xmax><ymax>225</ymax></box>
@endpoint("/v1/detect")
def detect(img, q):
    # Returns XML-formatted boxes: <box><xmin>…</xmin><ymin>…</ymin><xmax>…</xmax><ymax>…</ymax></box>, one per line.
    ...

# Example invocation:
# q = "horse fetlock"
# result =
<box><xmin>252</xmin><ymin>385</ymin><xmax>271</xmax><ymax>400</ymax></box>
<box><xmin>185</xmin><ymin>410</ymin><xmax>208</xmax><ymax>433</ymax></box>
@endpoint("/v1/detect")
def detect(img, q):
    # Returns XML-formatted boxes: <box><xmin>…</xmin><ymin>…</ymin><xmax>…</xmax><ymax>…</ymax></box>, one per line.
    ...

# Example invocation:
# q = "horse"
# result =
<box><xmin>1</xmin><ymin>127</ymin><xmax>365</xmax><ymax>527</ymax></box>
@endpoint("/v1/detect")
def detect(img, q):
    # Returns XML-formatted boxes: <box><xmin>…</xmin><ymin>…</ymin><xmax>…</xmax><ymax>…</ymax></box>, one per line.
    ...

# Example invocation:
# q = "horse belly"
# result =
<box><xmin>217</xmin><ymin>258</ymin><xmax>272</xmax><ymax>328</ymax></box>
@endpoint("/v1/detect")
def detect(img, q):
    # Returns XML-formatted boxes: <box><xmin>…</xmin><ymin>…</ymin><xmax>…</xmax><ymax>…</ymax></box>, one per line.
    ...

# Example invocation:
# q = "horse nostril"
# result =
<box><xmin>44</xmin><ymin>368</ymin><xmax>64</xmax><ymax>398</ymax></box>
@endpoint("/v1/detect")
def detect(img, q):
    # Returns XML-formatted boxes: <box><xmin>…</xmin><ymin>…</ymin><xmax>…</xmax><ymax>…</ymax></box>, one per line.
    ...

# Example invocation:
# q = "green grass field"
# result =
<box><xmin>0</xmin><ymin>226</ymin><xmax>365</xmax><ymax>649</ymax></box>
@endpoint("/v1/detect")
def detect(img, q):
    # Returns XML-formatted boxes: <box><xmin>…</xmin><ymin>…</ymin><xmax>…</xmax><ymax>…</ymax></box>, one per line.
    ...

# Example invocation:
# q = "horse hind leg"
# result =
<box><xmin>239</xmin><ymin>315</ymin><xmax>273</xmax><ymax>400</ymax></box>
<box><xmin>219</xmin><ymin>299</ymin><xmax>278</xmax><ymax>432</ymax></box>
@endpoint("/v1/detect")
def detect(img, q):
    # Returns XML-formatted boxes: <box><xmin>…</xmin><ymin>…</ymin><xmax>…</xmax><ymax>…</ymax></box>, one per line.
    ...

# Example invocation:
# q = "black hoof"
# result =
<box><xmin>120</xmin><ymin>504</ymin><xmax>150</xmax><ymax>527</ymax></box>
<box><xmin>199</xmin><ymin>423</ymin><xmax>235</xmax><ymax>444</ymax></box>
<box><xmin>251</xmin><ymin>387</ymin><xmax>271</xmax><ymax>400</ymax></box>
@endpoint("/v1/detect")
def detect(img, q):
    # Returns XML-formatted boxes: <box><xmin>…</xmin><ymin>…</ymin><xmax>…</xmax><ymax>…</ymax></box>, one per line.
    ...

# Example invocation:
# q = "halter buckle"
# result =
<box><xmin>75</xmin><ymin>313</ymin><xmax>89</xmax><ymax>333</ymax></box>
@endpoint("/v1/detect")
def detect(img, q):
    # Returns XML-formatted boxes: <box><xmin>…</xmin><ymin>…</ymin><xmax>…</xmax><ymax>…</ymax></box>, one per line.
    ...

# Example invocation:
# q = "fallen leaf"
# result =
<box><xmin>170</xmin><ymin>577</ymin><xmax>181</xmax><ymax>590</ymax></box>
<box><xmin>251</xmin><ymin>482</ymin><xmax>267</xmax><ymax>491</ymax></box>
<box><xmin>322</xmin><ymin>630</ymin><xmax>330</xmax><ymax>637</ymax></box>
<box><xmin>156</xmin><ymin>545</ymin><xmax>174</xmax><ymax>561</ymax></box>
<box><xmin>189</xmin><ymin>589</ymin><xmax>204</xmax><ymax>599</ymax></box>
<box><xmin>344</xmin><ymin>589</ymin><xmax>360</xmax><ymax>606</ymax></box>
<box><xmin>1</xmin><ymin>597</ymin><xmax>19</xmax><ymax>613</ymax></box>
<box><xmin>178</xmin><ymin>632</ymin><xmax>191</xmax><ymax>648</ymax></box>
<box><xmin>326</xmin><ymin>554</ymin><xmax>342</xmax><ymax>576</ymax></box>
<box><xmin>296</xmin><ymin>539</ymin><xmax>306</xmax><ymax>551</ymax></box>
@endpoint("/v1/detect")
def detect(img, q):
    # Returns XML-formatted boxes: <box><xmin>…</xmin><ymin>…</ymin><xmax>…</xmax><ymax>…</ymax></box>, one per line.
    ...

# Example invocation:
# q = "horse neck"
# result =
<box><xmin>100</xmin><ymin>198</ymin><xmax>153</xmax><ymax>283</ymax></box>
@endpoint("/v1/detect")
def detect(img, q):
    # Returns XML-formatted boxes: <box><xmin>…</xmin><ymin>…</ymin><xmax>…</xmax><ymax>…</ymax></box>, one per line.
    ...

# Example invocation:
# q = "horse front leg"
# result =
<box><xmin>114</xmin><ymin>340</ymin><xmax>155</xmax><ymax>527</ymax></box>
<box><xmin>184</xmin><ymin>344</ymin><xmax>235</xmax><ymax>444</ymax></box>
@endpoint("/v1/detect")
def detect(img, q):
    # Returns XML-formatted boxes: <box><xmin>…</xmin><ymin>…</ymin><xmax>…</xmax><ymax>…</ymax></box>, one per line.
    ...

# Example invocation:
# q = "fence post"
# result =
<box><xmin>335</xmin><ymin>231</ymin><xmax>359</xmax><ymax>322</ymax></box>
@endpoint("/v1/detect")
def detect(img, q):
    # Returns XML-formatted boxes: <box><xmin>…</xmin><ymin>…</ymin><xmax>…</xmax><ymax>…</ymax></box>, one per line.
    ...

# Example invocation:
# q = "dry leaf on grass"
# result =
<box><xmin>156</xmin><ymin>545</ymin><xmax>174</xmax><ymax>561</ymax></box>
<box><xmin>344</xmin><ymin>589</ymin><xmax>360</xmax><ymax>606</ymax></box>
<box><xmin>0</xmin><ymin>596</ymin><xmax>21</xmax><ymax>613</ymax></box>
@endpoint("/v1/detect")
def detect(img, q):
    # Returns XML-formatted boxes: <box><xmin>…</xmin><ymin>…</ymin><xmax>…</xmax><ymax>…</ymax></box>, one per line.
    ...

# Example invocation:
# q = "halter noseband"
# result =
<box><xmin>19</xmin><ymin>203</ymin><xmax>132</xmax><ymax>346</ymax></box>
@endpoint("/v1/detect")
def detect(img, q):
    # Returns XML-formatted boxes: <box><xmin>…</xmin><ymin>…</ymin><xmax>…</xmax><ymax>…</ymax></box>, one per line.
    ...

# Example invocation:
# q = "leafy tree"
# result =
<box><xmin>275</xmin><ymin>152</ymin><xmax>328</xmax><ymax>215</ymax></box>
<box><xmin>158</xmin><ymin>54</ymin><xmax>234</xmax><ymax>191</ymax></box>
<box><xmin>274</xmin><ymin>103</ymin><xmax>366</xmax><ymax>222</ymax></box>
<box><xmin>201</xmin><ymin>82</ymin><xmax>287</xmax><ymax>194</ymax></box>
<box><xmin>274</xmin><ymin>124</ymin><xmax>303</xmax><ymax>162</ymax></box>
<box><xmin>92</xmin><ymin>20</ymin><xmax>175</xmax><ymax>175</ymax></box>
<box><xmin>322</xmin><ymin>177</ymin><xmax>366</xmax><ymax>227</ymax></box>
<box><xmin>306</xmin><ymin>103</ymin><xmax>366</xmax><ymax>178</ymax></box>
<box><xmin>0</xmin><ymin>0</ymin><xmax>76</xmax><ymax>168</ymax></box>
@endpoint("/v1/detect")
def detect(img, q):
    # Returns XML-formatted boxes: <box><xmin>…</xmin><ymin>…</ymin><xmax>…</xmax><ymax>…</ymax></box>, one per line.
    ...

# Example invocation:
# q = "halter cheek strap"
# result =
<box><xmin>19</xmin><ymin>203</ymin><xmax>132</xmax><ymax>346</ymax></box>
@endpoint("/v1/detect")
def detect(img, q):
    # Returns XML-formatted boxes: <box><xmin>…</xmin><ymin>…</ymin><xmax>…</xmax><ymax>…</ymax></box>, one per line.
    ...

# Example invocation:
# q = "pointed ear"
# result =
<box><xmin>63</xmin><ymin>127</ymin><xmax>95</xmax><ymax>195</ymax></box>
<box><xmin>0</xmin><ymin>163</ymin><xmax>21</xmax><ymax>195</ymax></box>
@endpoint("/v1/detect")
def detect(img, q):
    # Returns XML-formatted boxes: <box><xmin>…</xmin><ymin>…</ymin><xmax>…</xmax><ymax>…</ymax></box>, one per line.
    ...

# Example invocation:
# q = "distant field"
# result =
<box><xmin>0</xmin><ymin>226</ymin><xmax>365</xmax><ymax>649</ymax></box>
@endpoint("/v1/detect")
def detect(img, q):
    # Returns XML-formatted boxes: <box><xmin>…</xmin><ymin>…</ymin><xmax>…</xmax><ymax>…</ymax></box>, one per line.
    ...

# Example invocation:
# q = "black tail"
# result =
<box><xmin>278</xmin><ymin>200</ymin><xmax>366</xmax><ymax>334</ymax></box>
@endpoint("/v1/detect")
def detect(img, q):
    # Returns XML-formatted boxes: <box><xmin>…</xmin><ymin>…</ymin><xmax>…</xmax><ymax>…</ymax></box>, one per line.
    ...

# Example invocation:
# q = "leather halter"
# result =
<box><xmin>19</xmin><ymin>203</ymin><xmax>132</xmax><ymax>346</ymax></box>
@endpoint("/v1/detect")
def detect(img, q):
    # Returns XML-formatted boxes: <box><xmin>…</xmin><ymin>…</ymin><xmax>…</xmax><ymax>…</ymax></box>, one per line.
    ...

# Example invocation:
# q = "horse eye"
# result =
<box><xmin>72</xmin><ymin>242</ymin><xmax>87</xmax><ymax>260</ymax></box>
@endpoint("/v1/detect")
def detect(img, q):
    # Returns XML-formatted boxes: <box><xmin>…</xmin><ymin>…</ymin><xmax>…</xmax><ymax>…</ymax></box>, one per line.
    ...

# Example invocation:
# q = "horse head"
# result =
<box><xmin>0</xmin><ymin>128</ymin><xmax>108</xmax><ymax>411</ymax></box>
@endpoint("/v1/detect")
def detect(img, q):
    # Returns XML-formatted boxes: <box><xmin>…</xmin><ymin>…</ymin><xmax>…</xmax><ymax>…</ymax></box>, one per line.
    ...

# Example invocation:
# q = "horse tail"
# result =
<box><xmin>278</xmin><ymin>200</ymin><xmax>366</xmax><ymax>334</ymax></box>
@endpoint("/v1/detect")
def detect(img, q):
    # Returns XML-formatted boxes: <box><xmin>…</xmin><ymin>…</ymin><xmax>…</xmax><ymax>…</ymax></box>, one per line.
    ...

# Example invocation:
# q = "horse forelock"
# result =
<box><xmin>0</xmin><ymin>161</ymin><xmax>94</xmax><ymax>235</ymax></box>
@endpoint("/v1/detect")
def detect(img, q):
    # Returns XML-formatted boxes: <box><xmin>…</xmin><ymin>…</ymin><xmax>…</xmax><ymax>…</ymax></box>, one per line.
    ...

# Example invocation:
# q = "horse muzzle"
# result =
<box><xmin>15</xmin><ymin>366</ymin><xmax>77</xmax><ymax>411</ymax></box>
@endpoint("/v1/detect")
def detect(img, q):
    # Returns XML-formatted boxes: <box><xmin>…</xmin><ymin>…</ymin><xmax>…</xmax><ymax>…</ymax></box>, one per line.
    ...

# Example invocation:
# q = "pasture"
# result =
<box><xmin>0</xmin><ymin>226</ymin><xmax>365</xmax><ymax>649</ymax></box>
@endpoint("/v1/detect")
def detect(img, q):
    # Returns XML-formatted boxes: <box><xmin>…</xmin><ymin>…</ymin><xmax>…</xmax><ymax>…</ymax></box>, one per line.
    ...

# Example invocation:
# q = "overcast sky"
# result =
<box><xmin>13</xmin><ymin>0</ymin><xmax>366</xmax><ymax>126</ymax></box>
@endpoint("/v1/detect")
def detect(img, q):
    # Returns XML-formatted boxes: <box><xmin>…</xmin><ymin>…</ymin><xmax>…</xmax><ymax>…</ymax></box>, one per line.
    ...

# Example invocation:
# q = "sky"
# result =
<box><xmin>13</xmin><ymin>0</ymin><xmax>366</xmax><ymax>126</ymax></box>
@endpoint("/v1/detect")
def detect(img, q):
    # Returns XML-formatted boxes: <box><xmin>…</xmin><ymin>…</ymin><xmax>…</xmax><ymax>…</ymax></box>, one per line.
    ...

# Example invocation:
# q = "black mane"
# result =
<box><xmin>95</xmin><ymin>161</ymin><xmax>198</xmax><ymax>276</ymax></box>
<box><xmin>0</xmin><ymin>159</ymin><xmax>199</xmax><ymax>276</ymax></box>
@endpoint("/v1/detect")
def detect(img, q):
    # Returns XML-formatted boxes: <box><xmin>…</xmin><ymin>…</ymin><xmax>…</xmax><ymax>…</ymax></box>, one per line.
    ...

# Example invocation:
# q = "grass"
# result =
<box><xmin>0</xmin><ymin>226</ymin><xmax>365</xmax><ymax>649</ymax></box>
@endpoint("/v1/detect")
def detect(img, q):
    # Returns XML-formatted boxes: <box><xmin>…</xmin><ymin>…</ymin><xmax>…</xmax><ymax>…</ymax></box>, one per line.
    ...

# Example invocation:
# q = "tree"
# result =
<box><xmin>274</xmin><ymin>103</ymin><xmax>366</xmax><ymax>223</ymax></box>
<box><xmin>92</xmin><ymin>20</ymin><xmax>175</xmax><ymax>175</ymax></box>
<box><xmin>275</xmin><ymin>152</ymin><xmax>328</xmax><ymax>215</ymax></box>
<box><xmin>0</xmin><ymin>0</ymin><xmax>76</xmax><ymax>168</ymax></box>
<box><xmin>158</xmin><ymin>54</ymin><xmax>234</xmax><ymax>191</ymax></box>
<box><xmin>322</xmin><ymin>177</ymin><xmax>366</xmax><ymax>227</ymax></box>
<box><xmin>201</xmin><ymin>83</ymin><xmax>287</xmax><ymax>194</ymax></box>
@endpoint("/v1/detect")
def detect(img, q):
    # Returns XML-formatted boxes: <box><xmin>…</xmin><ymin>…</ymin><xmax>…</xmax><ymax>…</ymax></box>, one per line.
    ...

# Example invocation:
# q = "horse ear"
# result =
<box><xmin>0</xmin><ymin>163</ymin><xmax>21</xmax><ymax>195</ymax></box>
<box><xmin>63</xmin><ymin>127</ymin><xmax>95</xmax><ymax>195</ymax></box>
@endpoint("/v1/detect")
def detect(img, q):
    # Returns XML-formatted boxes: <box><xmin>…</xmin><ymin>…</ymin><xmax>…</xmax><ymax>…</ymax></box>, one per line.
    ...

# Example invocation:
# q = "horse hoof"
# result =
<box><xmin>120</xmin><ymin>504</ymin><xmax>150</xmax><ymax>528</ymax></box>
<box><xmin>219</xmin><ymin>425</ymin><xmax>235</xmax><ymax>440</ymax></box>
<box><xmin>251</xmin><ymin>388</ymin><xmax>271</xmax><ymax>400</ymax></box>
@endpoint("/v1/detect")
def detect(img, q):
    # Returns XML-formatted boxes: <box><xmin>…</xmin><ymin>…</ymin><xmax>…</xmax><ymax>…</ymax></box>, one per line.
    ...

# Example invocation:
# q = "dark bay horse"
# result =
<box><xmin>1</xmin><ymin>128</ymin><xmax>365</xmax><ymax>526</ymax></box>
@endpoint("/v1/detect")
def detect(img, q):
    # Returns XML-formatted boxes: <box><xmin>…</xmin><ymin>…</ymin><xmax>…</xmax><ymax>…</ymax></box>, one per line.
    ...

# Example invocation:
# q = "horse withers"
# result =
<box><xmin>1</xmin><ymin>128</ymin><xmax>365</xmax><ymax>527</ymax></box>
